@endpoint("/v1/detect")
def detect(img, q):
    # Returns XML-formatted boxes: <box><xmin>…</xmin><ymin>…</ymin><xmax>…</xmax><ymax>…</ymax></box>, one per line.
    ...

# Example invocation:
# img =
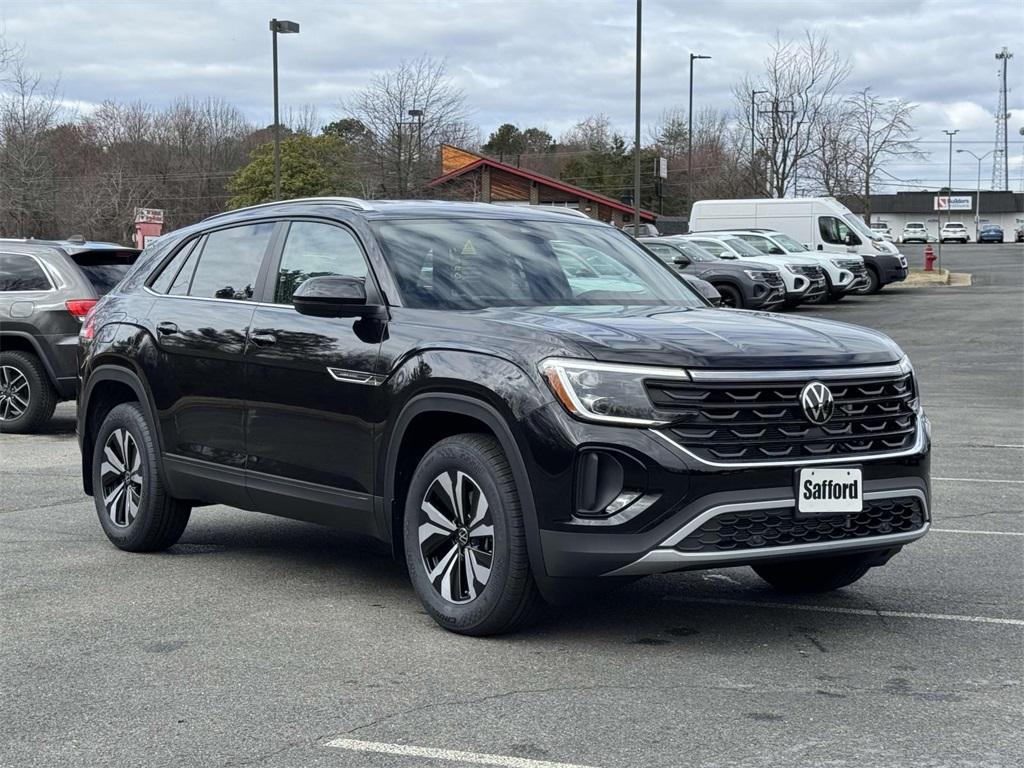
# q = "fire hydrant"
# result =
<box><xmin>924</xmin><ymin>244</ymin><xmax>937</xmax><ymax>272</ymax></box>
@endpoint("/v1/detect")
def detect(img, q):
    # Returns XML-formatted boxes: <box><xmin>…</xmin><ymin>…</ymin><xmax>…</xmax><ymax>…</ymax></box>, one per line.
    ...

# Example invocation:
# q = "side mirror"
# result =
<box><xmin>673</xmin><ymin>256</ymin><xmax>691</xmax><ymax>268</ymax></box>
<box><xmin>719</xmin><ymin>251</ymin><xmax>734</xmax><ymax>260</ymax></box>
<box><xmin>293</xmin><ymin>275</ymin><xmax>383</xmax><ymax>319</ymax></box>
<box><xmin>768</xmin><ymin>246</ymin><xmax>785</xmax><ymax>255</ymax></box>
<box><xmin>844</xmin><ymin>232</ymin><xmax>859</xmax><ymax>246</ymax></box>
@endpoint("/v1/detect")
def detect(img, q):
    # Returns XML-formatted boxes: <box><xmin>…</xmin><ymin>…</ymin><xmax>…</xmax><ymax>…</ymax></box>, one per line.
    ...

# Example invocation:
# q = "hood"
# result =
<box><xmin>697</xmin><ymin>259</ymin><xmax>777</xmax><ymax>275</ymax></box>
<box><xmin>479</xmin><ymin>305</ymin><xmax>903</xmax><ymax>369</ymax></box>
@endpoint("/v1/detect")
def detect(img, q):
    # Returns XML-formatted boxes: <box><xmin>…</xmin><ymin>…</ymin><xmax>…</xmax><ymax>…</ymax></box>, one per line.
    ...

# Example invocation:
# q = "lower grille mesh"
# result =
<box><xmin>674</xmin><ymin>497</ymin><xmax>925</xmax><ymax>553</ymax></box>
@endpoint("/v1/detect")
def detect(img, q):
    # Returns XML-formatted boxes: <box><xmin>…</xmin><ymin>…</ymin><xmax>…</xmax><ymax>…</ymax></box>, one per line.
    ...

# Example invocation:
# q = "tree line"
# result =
<box><xmin>0</xmin><ymin>31</ymin><xmax>919</xmax><ymax>243</ymax></box>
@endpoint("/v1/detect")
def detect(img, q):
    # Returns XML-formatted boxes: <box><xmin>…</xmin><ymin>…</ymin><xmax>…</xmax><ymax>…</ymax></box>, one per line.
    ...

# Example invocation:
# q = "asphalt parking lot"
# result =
<box><xmin>1</xmin><ymin>243</ymin><xmax>1021</xmax><ymax>768</ymax></box>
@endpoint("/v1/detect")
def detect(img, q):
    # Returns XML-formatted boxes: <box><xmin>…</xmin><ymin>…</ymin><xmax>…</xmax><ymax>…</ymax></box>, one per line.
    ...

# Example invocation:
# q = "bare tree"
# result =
<box><xmin>843</xmin><ymin>88</ymin><xmax>921</xmax><ymax>220</ymax></box>
<box><xmin>735</xmin><ymin>31</ymin><xmax>850</xmax><ymax>197</ymax></box>
<box><xmin>344</xmin><ymin>55</ymin><xmax>471</xmax><ymax>196</ymax></box>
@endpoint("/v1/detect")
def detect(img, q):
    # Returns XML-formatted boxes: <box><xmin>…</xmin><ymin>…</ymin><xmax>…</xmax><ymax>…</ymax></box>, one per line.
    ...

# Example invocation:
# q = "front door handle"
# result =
<box><xmin>250</xmin><ymin>332</ymin><xmax>277</xmax><ymax>347</ymax></box>
<box><xmin>156</xmin><ymin>321</ymin><xmax>179</xmax><ymax>335</ymax></box>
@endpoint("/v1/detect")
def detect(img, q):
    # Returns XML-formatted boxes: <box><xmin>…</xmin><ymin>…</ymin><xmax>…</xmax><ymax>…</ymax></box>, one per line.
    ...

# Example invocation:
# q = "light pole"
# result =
<box><xmin>956</xmin><ymin>149</ymin><xmax>993</xmax><ymax>241</ymax></box>
<box><xmin>632</xmin><ymin>0</ymin><xmax>642</xmax><ymax>236</ymax></box>
<box><xmin>750</xmin><ymin>89</ymin><xmax>766</xmax><ymax>194</ymax></box>
<box><xmin>270</xmin><ymin>18</ymin><xmax>300</xmax><ymax>200</ymax></box>
<box><xmin>937</xmin><ymin>129</ymin><xmax>958</xmax><ymax>271</ymax></box>
<box><xmin>687</xmin><ymin>53</ymin><xmax>711</xmax><ymax>213</ymax></box>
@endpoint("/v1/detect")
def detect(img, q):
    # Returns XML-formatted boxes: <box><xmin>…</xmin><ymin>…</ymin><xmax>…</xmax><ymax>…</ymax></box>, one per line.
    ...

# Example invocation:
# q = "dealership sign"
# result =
<box><xmin>134</xmin><ymin>207</ymin><xmax>165</xmax><ymax>224</ymax></box>
<box><xmin>934</xmin><ymin>195</ymin><xmax>972</xmax><ymax>211</ymax></box>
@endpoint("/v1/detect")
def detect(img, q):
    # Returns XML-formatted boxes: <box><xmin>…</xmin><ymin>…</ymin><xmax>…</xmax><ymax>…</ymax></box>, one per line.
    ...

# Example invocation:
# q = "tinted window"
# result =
<box><xmin>274</xmin><ymin>222</ymin><xmax>367</xmax><ymax>305</ymax></box>
<box><xmin>70</xmin><ymin>250</ymin><xmax>138</xmax><ymax>295</ymax></box>
<box><xmin>372</xmin><ymin>218</ymin><xmax>702</xmax><ymax>310</ymax></box>
<box><xmin>150</xmin><ymin>239</ymin><xmax>200</xmax><ymax>295</ymax></box>
<box><xmin>0</xmin><ymin>254</ymin><xmax>52</xmax><ymax>291</ymax></box>
<box><xmin>188</xmin><ymin>223</ymin><xmax>274</xmax><ymax>300</ymax></box>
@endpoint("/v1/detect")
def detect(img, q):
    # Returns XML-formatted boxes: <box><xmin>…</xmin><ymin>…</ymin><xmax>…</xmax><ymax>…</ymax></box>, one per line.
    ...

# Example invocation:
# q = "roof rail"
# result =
<box><xmin>203</xmin><ymin>197</ymin><xmax>375</xmax><ymax>222</ymax></box>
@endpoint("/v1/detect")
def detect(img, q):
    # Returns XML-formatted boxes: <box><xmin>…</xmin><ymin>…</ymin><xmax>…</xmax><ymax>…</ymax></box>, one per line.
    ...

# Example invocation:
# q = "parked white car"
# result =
<box><xmin>939</xmin><ymin>222</ymin><xmax>970</xmax><ymax>243</ymax></box>
<box><xmin>705</xmin><ymin>229</ymin><xmax>867</xmax><ymax>302</ymax></box>
<box><xmin>870</xmin><ymin>222</ymin><xmax>895</xmax><ymax>242</ymax></box>
<box><xmin>901</xmin><ymin>222</ymin><xmax>929</xmax><ymax>244</ymax></box>
<box><xmin>678</xmin><ymin>233</ymin><xmax>828</xmax><ymax>307</ymax></box>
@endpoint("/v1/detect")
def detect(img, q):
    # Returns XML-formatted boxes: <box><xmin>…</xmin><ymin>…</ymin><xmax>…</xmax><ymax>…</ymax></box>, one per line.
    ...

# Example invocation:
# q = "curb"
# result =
<box><xmin>898</xmin><ymin>269</ymin><xmax>972</xmax><ymax>289</ymax></box>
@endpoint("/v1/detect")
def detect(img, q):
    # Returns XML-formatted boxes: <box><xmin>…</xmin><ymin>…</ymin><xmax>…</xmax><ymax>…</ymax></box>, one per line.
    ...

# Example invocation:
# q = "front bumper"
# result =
<box><xmin>748</xmin><ymin>283</ymin><xmax>787</xmax><ymax>310</ymax></box>
<box><xmin>531</xmin><ymin>407</ymin><xmax>931</xmax><ymax>580</ymax></box>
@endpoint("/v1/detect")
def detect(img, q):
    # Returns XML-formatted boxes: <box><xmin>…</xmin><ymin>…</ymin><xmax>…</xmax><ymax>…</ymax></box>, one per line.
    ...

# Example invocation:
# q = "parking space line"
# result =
<box><xmin>663</xmin><ymin>596</ymin><xmax>1024</xmax><ymax>627</ymax></box>
<box><xmin>932</xmin><ymin>528</ymin><xmax>1024</xmax><ymax>537</ymax></box>
<box><xmin>324</xmin><ymin>738</ymin><xmax>600</xmax><ymax>768</ymax></box>
<box><xmin>933</xmin><ymin>477</ymin><xmax>1024</xmax><ymax>484</ymax></box>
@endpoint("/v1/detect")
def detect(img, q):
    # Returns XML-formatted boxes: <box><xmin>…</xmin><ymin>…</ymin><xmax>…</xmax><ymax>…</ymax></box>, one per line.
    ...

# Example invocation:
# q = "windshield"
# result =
<box><xmin>721</xmin><ymin>237</ymin><xmax>765</xmax><ymax>257</ymax></box>
<box><xmin>373</xmin><ymin>218</ymin><xmax>703</xmax><ymax>310</ymax></box>
<box><xmin>842</xmin><ymin>213</ymin><xmax>881</xmax><ymax>241</ymax></box>
<box><xmin>772</xmin><ymin>233</ymin><xmax>807</xmax><ymax>252</ymax></box>
<box><xmin>71</xmin><ymin>250</ymin><xmax>138</xmax><ymax>295</ymax></box>
<box><xmin>906</xmin><ymin>222</ymin><xmax>925</xmax><ymax>229</ymax></box>
<box><xmin>672</xmin><ymin>241</ymin><xmax>718</xmax><ymax>262</ymax></box>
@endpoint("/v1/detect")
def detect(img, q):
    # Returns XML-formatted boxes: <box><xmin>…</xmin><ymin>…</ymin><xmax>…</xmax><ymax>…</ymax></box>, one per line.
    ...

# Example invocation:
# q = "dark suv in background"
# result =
<box><xmin>639</xmin><ymin>237</ymin><xmax>785</xmax><ymax>310</ymax></box>
<box><xmin>77</xmin><ymin>199</ymin><xmax>931</xmax><ymax>635</ymax></box>
<box><xmin>0</xmin><ymin>239</ymin><xmax>139</xmax><ymax>432</ymax></box>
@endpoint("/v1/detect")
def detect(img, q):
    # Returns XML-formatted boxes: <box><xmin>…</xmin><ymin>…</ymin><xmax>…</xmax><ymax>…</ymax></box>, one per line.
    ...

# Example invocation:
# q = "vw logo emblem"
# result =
<box><xmin>800</xmin><ymin>381</ymin><xmax>834</xmax><ymax>425</ymax></box>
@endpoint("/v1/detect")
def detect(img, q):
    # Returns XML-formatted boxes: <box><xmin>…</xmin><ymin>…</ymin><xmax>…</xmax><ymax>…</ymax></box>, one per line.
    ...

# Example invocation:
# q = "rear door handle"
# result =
<box><xmin>156</xmin><ymin>321</ymin><xmax>179</xmax><ymax>335</ymax></box>
<box><xmin>250</xmin><ymin>332</ymin><xmax>277</xmax><ymax>347</ymax></box>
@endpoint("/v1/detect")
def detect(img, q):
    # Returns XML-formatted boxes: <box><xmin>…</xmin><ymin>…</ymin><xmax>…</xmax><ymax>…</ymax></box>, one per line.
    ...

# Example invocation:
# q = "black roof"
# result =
<box><xmin>0</xmin><ymin>238</ymin><xmax>138</xmax><ymax>256</ymax></box>
<box><xmin>842</xmin><ymin>191</ymin><xmax>1024</xmax><ymax>215</ymax></box>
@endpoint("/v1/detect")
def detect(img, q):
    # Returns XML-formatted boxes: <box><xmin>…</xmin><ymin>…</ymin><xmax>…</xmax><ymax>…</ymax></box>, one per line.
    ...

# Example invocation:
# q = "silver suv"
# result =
<box><xmin>0</xmin><ymin>239</ymin><xmax>138</xmax><ymax>432</ymax></box>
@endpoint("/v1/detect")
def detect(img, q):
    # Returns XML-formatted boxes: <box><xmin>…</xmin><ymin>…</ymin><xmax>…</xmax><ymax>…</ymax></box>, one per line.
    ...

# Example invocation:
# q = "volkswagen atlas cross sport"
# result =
<box><xmin>77</xmin><ymin>198</ymin><xmax>932</xmax><ymax>636</ymax></box>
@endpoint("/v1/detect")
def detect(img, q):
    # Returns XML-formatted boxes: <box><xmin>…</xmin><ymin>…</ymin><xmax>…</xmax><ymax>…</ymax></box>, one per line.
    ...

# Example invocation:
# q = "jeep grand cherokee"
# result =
<box><xmin>77</xmin><ymin>199</ymin><xmax>931</xmax><ymax>635</ymax></box>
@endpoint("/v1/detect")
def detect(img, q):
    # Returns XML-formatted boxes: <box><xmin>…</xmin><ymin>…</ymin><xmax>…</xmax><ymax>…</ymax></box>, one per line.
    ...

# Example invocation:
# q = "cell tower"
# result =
<box><xmin>992</xmin><ymin>47</ymin><xmax>1012</xmax><ymax>190</ymax></box>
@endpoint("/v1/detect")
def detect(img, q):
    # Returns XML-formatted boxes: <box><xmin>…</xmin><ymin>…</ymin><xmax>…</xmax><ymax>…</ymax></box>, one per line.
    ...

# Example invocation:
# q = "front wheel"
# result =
<box><xmin>715</xmin><ymin>284</ymin><xmax>743</xmax><ymax>309</ymax></box>
<box><xmin>92</xmin><ymin>402</ymin><xmax>191</xmax><ymax>551</ymax></box>
<box><xmin>853</xmin><ymin>267</ymin><xmax>881</xmax><ymax>294</ymax></box>
<box><xmin>752</xmin><ymin>552</ymin><xmax>878</xmax><ymax>593</ymax></box>
<box><xmin>403</xmin><ymin>433</ymin><xmax>543</xmax><ymax>635</ymax></box>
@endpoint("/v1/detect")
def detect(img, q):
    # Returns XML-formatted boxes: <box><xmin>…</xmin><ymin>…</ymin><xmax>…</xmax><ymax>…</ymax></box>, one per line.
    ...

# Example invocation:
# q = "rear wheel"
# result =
<box><xmin>92</xmin><ymin>402</ymin><xmax>191</xmax><ymax>552</ymax></box>
<box><xmin>0</xmin><ymin>350</ymin><xmax>57</xmax><ymax>434</ymax></box>
<box><xmin>752</xmin><ymin>552</ymin><xmax>877</xmax><ymax>593</ymax></box>
<box><xmin>715</xmin><ymin>284</ymin><xmax>743</xmax><ymax>309</ymax></box>
<box><xmin>403</xmin><ymin>433</ymin><xmax>543</xmax><ymax>635</ymax></box>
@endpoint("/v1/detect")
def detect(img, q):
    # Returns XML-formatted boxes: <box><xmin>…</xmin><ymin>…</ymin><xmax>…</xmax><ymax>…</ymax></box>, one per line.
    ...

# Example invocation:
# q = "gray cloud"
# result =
<box><xmin>2</xmin><ymin>0</ymin><xmax>1022</xmax><ymax>189</ymax></box>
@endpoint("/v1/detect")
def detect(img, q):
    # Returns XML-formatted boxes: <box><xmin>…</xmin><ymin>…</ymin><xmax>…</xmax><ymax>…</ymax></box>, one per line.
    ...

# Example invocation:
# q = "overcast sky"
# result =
<box><xmin>3</xmin><ymin>0</ymin><xmax>1023</xmax><ymax>192</ymax></box>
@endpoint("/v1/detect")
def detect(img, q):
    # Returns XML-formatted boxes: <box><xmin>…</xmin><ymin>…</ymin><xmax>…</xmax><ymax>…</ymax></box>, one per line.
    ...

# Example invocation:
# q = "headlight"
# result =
<box><xmin>829</xmin><ymin>258</ymin><xmax>848</xmax><ymax>268</ymax></box>
<box><xmin>743</xmin><ymin>269</ymin><xmax>775</xmax><ymax>281</ymax></box>
<box><xmin>900</xmin><ymin>356</ymin><xmax>920</xmax><ymax>412</ymax></box>
<box><xmin>539</xmin><ymin>358</ymin><xmax>688</xmax><ymax>426</ymax></box>
<box><xmin>785</xmin><ymin>263</ymin><xmax>803</xmax><ymax>274</ymax></box>
<box><xmin>870</xmin><ymin>240</ymin><xmax>885</xmax><ymax>251</ymax></box>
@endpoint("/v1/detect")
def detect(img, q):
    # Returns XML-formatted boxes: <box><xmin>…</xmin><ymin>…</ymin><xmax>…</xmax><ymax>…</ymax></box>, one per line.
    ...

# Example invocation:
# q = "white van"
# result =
<box><xmin>689</xmin><ymin>198</ymin><xmax>908</xmax><ymax>293</ymax></box>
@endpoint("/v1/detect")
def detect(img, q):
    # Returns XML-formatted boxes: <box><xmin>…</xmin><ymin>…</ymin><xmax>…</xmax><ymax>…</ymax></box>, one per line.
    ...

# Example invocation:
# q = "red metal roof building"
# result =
<box><xmin>427</xmin><ymin>145</ymin><xmax>656</xmax><ymax>227</ymax></box>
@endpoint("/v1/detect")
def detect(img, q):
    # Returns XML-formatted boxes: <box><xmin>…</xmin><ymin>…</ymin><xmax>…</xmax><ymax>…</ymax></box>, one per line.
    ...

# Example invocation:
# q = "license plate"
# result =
<box><xmin>797</xmin><ymin>468</ymin><xmax>862</xmax><ymax>515</ymax></box>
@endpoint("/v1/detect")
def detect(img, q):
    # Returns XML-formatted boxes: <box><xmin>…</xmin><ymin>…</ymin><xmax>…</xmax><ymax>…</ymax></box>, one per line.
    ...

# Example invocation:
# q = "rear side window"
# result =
<box><xmin>274</xmin><ymin>222</ymin><xmax>368</xmax><ymax>304</ymax></box>
<box><xmin>150</xmin><ymin>239</ymin><xmax>201</xmax><ymax>295</ymax></box>
<box><xmin>187</xmin><ymin>223</ymin><xmax>275</xmax><ymax>301</ymax></box>
<box><xmin>0</xmin><ymin>254</ymin><xmax>52</xmax><ymax>291</ymax></box>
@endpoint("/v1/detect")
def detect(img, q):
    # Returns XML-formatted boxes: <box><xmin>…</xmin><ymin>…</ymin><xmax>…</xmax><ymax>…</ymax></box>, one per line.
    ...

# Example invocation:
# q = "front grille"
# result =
<box><xmin>649</xmin><ymin>371</ymin><xmax>918</xmax><ymax>462</ymax></box>
<box><xmin>762</xmin><ymin>272</ymin><xmax>784</xmax><ymax>287</ymax></box>
<box><xmin>675</xmin><ymin>497</ymin><xmax>925</xmax><ymax>553</ymax></box>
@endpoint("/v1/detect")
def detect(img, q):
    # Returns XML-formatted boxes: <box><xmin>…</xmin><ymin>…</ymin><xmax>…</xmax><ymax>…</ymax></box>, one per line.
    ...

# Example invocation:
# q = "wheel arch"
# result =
<box><xmin>80</xmin><ymin>365</ymin><xmax>163</xmax><ymax>496</ymax></box>
<box><xmin>383</xmin><ymin>392</ymin><xmax>546</xmax><ymax>582</ymax></box>
<box><xmin>0</xmin><ymin>331</ymin><xmax>60</xmax><ymax>387</ymax></box>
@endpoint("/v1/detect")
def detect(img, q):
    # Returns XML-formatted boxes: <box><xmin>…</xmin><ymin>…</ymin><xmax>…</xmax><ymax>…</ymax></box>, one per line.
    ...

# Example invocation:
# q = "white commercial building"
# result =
<box><xmin>843</xmin><ymin>190</ymin><xmax>1024</xmax><ymax>242</ymax></box>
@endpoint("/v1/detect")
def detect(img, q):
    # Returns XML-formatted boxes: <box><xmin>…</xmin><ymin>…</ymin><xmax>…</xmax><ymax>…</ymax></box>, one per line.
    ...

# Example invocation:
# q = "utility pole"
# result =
<box><xmin>750</xmin><ymin>89</ymin><xmax>766</xmax><ymax>194</ymax></box>
<box><xmin>687</xmin><ymin>53</ymin><xmax>710</xmax><ymax>213</ymax></box>
<box><xmin>957</xmin><ymin>149</ymin><xmax>993</xmax><ymax>240</ymax></box>
<box><xmin>993</xmin><ymin>48</ymin><xmax>1013</xmax><ymax>190</ymax></box>
<box><xmin>939</xmin><ymin>129</ymin><xmax>958</xmax><ymax>272</ymax></box>
<box><xmin>632</xmin><ymin>0</ymin><xmax>642</xmax><ymax>236</ymax></box>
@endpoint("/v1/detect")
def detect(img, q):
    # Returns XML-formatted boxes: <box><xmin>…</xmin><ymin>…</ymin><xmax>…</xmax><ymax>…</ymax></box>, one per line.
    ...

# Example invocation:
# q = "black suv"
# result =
<box><xmin>639</xmin><ymin>237</ymin><xmax>785</xmax><ymax>310</ymax></box>
<box><xmin>77</xmin><ymin>199</ymin><xmax>931</xmax><ymax>635</ymax></box>
<box><xmin>0</xmin><ymin>239</ymin><xmax>139</xmax><ymax>432</ymax></box>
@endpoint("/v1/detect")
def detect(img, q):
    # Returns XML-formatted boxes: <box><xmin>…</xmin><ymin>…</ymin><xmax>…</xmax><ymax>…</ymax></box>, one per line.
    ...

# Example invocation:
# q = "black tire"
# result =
<box><xmin>92</xmin><ymin>402</ymin><xmax>191</xmax><ymax>552</ymax></box>
<box><xmin>752</xmin><ymin>552</ymin><xmax>876</xmax><ymax>593</ymax></box>
<box><xmin>0</xmin><ymin>350</ymin><xmax>57</xmax><ymax>434</ymax></box>
<box><xmin>403</xmin><ymin>433</ymin><xmax>543</xmax><ymax>636</ymax></box>
<box><xmin>854</xmin><ymin>266</ymin><xmax>881</xmax><ymax>295</ymax></box>
<box><xmin>828</xmin><ymin>290</ymin><xmax>845</xmax><ymax>302</ymax></box>
<box><xmin>715</xmin><ymin>284</ymin><xmax>743</xmax><ymax>309</ymax></box>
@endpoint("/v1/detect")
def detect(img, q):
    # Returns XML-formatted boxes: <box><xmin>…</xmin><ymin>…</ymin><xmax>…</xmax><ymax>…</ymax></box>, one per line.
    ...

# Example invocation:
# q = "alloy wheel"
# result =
<box><xmin>418</xmin><ymin>470</ymin><xmax>494</xmax><ymax>604</ymax></box>
<box><xmin>0</xmin><ymin>365</ymin><xmax>30</xmax><ymax>421</ymax></box>
<box><xmin>100</xmin><ymin>428</ymin><xmax>143</xmax><ymax>528</ymax></box>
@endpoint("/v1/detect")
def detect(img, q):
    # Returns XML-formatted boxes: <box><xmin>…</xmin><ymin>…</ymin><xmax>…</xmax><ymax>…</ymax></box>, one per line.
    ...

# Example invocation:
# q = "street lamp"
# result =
<box><xmin>938</xmin><ymin>129</ymin><xmax>958</xmax><ymax>271</ymax></box>
<box><xmin>956</xmin><ymin>148</ymin><xmax>993</xmax><ymax>241</ymax></box>
<box><xmin>687</xmin><ymin>53</ymin><xmax>711</xmax><ymax>213</ymax></box>
<box><xmin>750</xmin><ymin>89</ymin><xmax>766</xmax><ymax>194</ymax></box>
<box><xmin>270</xmin><ymin>18</ymin><xmax>300</xmax><ymax>200</ymax></box>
